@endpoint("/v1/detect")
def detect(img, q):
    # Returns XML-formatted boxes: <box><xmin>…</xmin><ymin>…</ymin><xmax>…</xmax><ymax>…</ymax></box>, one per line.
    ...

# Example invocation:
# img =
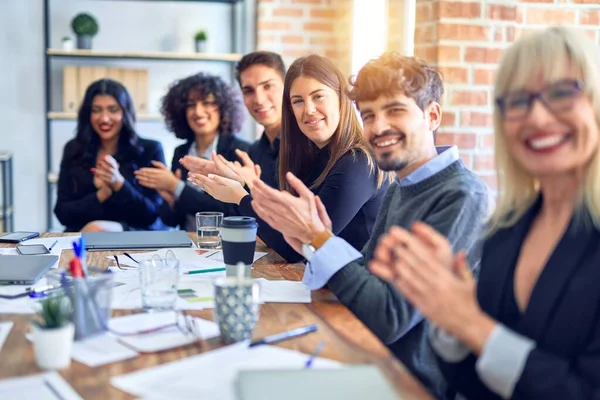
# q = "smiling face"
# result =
<box><xmin>289</xmin><ymin>76</ymin><xmax>340</xmax><ymax>148</ymax></box>
<box><xmin>358</xmin><ymin>93</ymin><xmax>440</xmax><ymax>173</ymax></box>
<box><xmin>90</xmin><ymin>94</ymin><xmax>124</xmax><ymax>143</ymax></box>
<box><xmin>500</xmin><ymin>64</ymin><xmax>599</xmax><ymax>179</ymax></box>
<box><xmin>240</xmin><ymin>64</ymin><xmax>284</xmax><ymax>130</ymax></box>
<box><xmin>185</xmin><ymin>91</ymin><xmax>221</xmax><ymax>138</ymax></box>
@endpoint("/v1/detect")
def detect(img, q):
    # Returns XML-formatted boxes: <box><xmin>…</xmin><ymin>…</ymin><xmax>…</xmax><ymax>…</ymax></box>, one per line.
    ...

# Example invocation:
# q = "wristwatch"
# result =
<box><xmin>301</xmin><ymin>229</ymin><xmax>334</xmax><ymax>261</ymax></box>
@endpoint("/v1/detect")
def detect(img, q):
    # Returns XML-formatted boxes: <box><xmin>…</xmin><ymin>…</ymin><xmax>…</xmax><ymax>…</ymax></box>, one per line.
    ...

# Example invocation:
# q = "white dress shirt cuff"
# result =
<box><xmin>302</xmin><ymin>236</ymin><xmax>362</xmax><ymax>290</ymax></box>
<box><xmin>173</xmin><ymin>180</ymin><xmax>186</xmax><ymax>201</ymax></box>
<box><xmin>475</xmin><ymin>324</ymin><xmax>535</xmax><ymax>399</ymax></box>
<box><xmin>428</xmin><ymin>323</ymin><xmax>471</xmax><ymax>363</ymax></box>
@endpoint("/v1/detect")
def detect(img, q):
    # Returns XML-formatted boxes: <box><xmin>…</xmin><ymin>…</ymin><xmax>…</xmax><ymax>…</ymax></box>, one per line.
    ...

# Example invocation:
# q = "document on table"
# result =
<box><xmin>0</xmin><ymin>278</ymin><xmax>52</xmax><ymax>314</ymax></box>
<box><xmin>71</xmin><ymin>334</ymin><xmax>138</xmax><ymax>367</ymax></box>
<box><xmin>110</xmin><ymin>272</ymin><xmax>216</xmax><ymax>310</ymax></box>
<box><xmin>0</xmin><ymin>321</ymin><xmax>14</xmax><ymax>352</ymax></box>
<box><xmin>111</xmin><ymin>341</ymin><xmax>341</xmax><ymax>400</ymax></box>
<box><xmin>0</xmin><ymin>372</ymin><xmax>83</xmax><ymax>400</ymax></box>
<box><xmin>108</xmin><ymin>311</ymin><xmax>220</xmax><ymax>353</ymax></box>
<box><xmin>107</xmin><ymin>248</ymin><xmax>227</xmax><ymax>273</ymax></box>
<box><xmin>255</xmin><ymin>278</ymin><xmax>311</xmax><ymax>303</ymax></box>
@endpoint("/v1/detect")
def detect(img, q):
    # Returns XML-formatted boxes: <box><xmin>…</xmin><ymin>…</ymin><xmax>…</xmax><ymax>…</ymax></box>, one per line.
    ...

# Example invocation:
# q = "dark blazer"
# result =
<box><xmin>239</xmin><ymin>147</ymin><xmax>390</xmax><ymax>262</ymax></box>
<box><xmin>159</xmin><ymin>134</ymin><xmax>250</xmax><ymax>229</ymax></box>
<box><xmin>54</xmin><ymin>137</ymin><xmax>166</xmax><ymax>232</ymax></box>
<box><xmin>439</xmin><ymin>197</ymin><xmax>600</xmax><ymax>399</ymax></box>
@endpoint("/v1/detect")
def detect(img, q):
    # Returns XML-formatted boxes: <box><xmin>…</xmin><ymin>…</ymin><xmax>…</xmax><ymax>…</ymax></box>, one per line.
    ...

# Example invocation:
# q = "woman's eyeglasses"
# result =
<box><xmin>496</xmin><ymin>79</ymin><xmax>583</xmax><ymax>121</ymax></box>
<box><xmin>108</xmin><ymin>310</ymin><xmax>202</xmax><ymax>342</ymax></box>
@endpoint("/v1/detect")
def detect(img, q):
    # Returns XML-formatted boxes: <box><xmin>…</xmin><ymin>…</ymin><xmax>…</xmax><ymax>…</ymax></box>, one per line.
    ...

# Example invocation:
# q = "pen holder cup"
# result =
<box><xmin>213</xmin><ymin>277</ymin><xmax>260</xmax><ymax>344</ymax></box>
<box><xmin>65</xmin><ymin>273</ymin><xmax>113</xmax><ymax>341</ymax></box>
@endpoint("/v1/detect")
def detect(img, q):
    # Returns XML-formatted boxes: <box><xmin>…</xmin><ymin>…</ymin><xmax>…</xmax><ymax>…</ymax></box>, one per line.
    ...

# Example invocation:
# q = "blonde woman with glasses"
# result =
<box><xmin>370</xmin><ymin>27</ymin><xmax>600</xmax><ymax>399</ymax></box>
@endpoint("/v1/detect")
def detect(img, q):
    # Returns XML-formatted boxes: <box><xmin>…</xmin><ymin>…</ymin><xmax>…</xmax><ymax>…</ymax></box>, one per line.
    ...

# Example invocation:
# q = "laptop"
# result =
<box><xmin>236</xmin><ymin>366</ymin><xmax>401</xmax><ymax>400</ymax></box>
<box><xmin>0</xmin><ymin>255</ymin><xmax>58</xmax><ymax>285</ymax></box>
<box><xmin>83</xmin><ymin>231</ymin><xmax>193</xmax><ymax>250</ymax></box>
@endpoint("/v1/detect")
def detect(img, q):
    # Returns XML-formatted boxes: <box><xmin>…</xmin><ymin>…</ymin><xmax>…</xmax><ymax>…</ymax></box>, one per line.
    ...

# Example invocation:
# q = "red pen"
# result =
<box><xmin>69</xmin><ymin>257</ymin><xmax>83</xmax><ymax>278</ymax></box>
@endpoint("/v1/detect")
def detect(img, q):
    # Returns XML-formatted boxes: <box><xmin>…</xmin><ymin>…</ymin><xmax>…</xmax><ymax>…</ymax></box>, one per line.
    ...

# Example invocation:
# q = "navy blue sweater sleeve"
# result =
<box><xmin>54</xmin><ymin>140</ymin><xmax>104</xmax><ymax>229</ymax></box>
<box><xmin>107</xmin><ymin>140</ymin><xmax>165</xmax><ymax>228</ymax></box>
<box><xmin>238</xmin><ymin>151</ymin><xmax>379</xmax><ymax>263</ymax></box>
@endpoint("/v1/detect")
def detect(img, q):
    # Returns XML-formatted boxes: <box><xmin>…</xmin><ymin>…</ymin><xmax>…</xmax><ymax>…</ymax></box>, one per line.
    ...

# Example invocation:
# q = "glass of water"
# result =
<box><xmin>196</xmin><ymin>211</ymin><xmax>224</xmax><ymax>249</ymax></box>
<box><xmin>139</xmin><ymin>254</ymin><xmax>180</xmax><ymax>312</ymax></box>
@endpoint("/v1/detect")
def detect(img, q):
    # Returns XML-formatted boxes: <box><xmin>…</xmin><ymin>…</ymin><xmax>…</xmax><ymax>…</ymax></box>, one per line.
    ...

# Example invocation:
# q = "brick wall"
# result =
<box><xmin>256</xmin><ymin>0</ymin><xmax>353</xmax><ymax>77</ymax></box>
<box><xmin>414</xmin><ymin>0</ymin><xmax>600</xmax><ymax>190</ymax></box>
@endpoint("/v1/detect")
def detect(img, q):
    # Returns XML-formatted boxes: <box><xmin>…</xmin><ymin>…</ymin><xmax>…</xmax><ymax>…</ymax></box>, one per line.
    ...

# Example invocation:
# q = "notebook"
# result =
<box><xmin>83</xmin><ymin>231</ymin><xmax>193</xmax><ymax>250</ymax></box>
<box><xmin>236</xmin><ymin>365</ymin><xmax>401</xmax><ymax>400</ymax></box>
<box><xmin>0</xmin><ymin>255</ymin><xmax>58</xmax><ymax>284</ymax></box>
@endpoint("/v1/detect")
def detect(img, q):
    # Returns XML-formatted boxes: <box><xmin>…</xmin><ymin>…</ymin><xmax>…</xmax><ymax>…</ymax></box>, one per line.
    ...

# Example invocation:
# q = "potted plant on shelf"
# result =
<box><xmin>32</xmin><ymin>293</ymin><xmax>74</xmax><ymax>370</ymax></box>
<box><xmin>71</xmin><ymin>12</ymin><xmax>99</xmax><ymax>50</ymax></box>
<box><xmin>61</xmin><ymin>36</ymin><xmax>74</xmax><ymax>51</ymax></box>
<box><xmin>194</xmin><ymin>30</ymin><xmax>208</xmax><ymax>53</ymax></box>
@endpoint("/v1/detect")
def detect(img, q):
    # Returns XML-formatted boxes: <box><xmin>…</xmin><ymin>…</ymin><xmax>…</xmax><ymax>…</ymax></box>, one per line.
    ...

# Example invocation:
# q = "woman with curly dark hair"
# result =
<box><xmin>135</xmin><ymin>72</ymin><xmax>250</xmax><ymax>231</ymax></box>
<box><xmin>54</xmin><ymin>78</ymin><xmax>166</xmax><ymax>232</ymax></box>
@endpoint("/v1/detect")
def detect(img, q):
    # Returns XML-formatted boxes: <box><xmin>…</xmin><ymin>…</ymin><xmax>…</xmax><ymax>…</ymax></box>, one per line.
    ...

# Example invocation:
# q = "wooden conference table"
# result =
<box><xmin>0</xmin><ymin>233</ymin><xmax>432</xmax><ymax>399</ymax></box>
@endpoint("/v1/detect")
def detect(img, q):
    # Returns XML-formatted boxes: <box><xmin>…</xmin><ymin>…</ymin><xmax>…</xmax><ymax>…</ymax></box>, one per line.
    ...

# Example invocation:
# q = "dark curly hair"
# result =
<box><xmin>160</xmin><ymin>73</ymin><xmax>245</xmax><ymax>141</ymax></box>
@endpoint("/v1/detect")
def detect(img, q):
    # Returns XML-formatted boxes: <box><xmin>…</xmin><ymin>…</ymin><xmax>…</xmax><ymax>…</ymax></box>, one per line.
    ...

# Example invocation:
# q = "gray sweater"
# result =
<box><xmin>327</xmin><ymin>160</ymin><xmax>491</xmax><ymax>399</ymax></box>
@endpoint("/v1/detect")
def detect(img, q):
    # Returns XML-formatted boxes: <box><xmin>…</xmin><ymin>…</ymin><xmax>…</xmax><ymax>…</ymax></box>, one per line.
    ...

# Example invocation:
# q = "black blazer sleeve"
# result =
<box><xmin>105</xmin><ymin>139</ymin><xmax>165</xmax><ymax>228</ymax></box>
<box><xmin>159</xmin><ymin>134</ymin><xmax>251</xmax><ymax>229</ymax></box>
<box><xmin>238</xmin><ymin>151</ymin><xmax>380</xmax><ymax>263</ymax></box>
<box><xmin>54</xmin><ymin>140</ymin><xmax>104</xmax><ymax>230</ymax></box>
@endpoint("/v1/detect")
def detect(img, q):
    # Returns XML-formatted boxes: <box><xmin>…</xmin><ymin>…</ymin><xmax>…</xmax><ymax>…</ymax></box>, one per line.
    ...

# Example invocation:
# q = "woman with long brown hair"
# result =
<box><xmin>190</xmin><ymin>54</ymin><xmax>391</xmax><ymax>262</ymax></box>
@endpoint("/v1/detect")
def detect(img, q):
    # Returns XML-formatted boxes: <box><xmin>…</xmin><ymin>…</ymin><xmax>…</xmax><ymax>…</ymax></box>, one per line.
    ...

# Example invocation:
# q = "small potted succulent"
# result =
<box><xmin>71</xmin><ymin>12</ymin><xmax>99</xmax><ymax>50</ymax></box>
<box><xmin>61</xmin><ymin>36</ymin><xmax>74</xmax><ymax>51</ymax></box>
<box><xmin>32</xmin><ymin>293</ymin><xmax>74</xmax><ymax>370</ymax></box>
<box><xmin>194</xmin><ymin>30</ymin><xmax>208</xmax><ymax>53</ymax></box>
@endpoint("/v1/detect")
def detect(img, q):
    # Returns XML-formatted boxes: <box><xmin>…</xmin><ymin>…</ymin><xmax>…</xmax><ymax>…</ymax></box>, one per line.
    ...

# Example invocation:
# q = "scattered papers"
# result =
<box><xmin>71</xmin><ymin>334</ymin><xmax>138</xmax><ymax>367</ymax></box>
<box><xmin>0</xmin><ymin>321</ymin><xmax>14</xmax><ymax>352</ymax></box>
<box><xmin>108</xmin><ymin>311</ymin><xmax>220</xmax><ymax>353</ymax></box>
<box><xmin>0</xmin><ymin>372</ymin><xmax>83</xmax><ymax>400</ymax></box>
<box><xmin>0</xmin><ymin>278</ymin><xmax>51</xmax><ymax>314</ymax></box>
<box><xmin>107</xmin><ymin>248</ymin><xmax>268</xmax><ymax>269</ymax></box>
<box><xmin>22</xmin><ymin>235</ymin><xmax>81</xmax><ymax>258</ymax></box>
<box><xmin>111</xmin><ymin>341</ymin><xmax>341</xmax><ymax>400</ymax></box>
<box><xmin>111</xmin><ymin>272</ymin><xmax>216</xmax><ymax>310</ymax></box>
<box><xmin>256</xmin><ymin>278</ymin><xmax>311</xmax><ymax>304</ymax></box>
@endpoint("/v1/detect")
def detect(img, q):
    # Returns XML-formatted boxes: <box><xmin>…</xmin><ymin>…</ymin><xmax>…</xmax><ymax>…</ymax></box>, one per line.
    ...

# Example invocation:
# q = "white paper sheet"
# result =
<box><xmin>0</xmin><ymin>321</ymin><xmax>14</xmax><ymax>352</ymax></box>
<box><xmin>106</xmin><ymin>248</ymin><xmax>227</xmax><ymax>272</ymax></box>
<box><xmin>71</xmin><ymin>334</ymin><xmax>138</xmax><ymax>367</ymax></box>
<box><xmin>108</xmin><ymin>311</ymin><xmax>220</xmax><ymax>353</ymax></box>
<box><xmin>0</xmin><ymin>372</ymin><xmax>83</xmax><ymax>400</ymax></box>
<box><xmin>255</xmin><ymin>278</ymin><xmax>311</xmax><ymax>303</ymax></box>
<box><xmin>111</xmin><ymin>272</ymin><xmax>216</xmax><ymax>310</ymax></box>
<box><xmin>0</xmin><ymin>278</ymin><xmax>52</xmax><ymax>314</ymax></box>
<box><xmin>111</xmin><ymin>341</ymin><xmax>341</xmax><ymax>400</ymax></box>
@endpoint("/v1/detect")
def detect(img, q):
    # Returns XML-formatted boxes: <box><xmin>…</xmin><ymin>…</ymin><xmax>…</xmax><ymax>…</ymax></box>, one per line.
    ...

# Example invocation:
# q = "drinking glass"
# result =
<box><xmin>139</xmin><ymin>252</ymin><xmax>180</xmax><ymax>311</ymax></box>
<box><xmin>196</xmin><ymin>211</ymin><xmax>224</xmax><ymax>249</ymax></box>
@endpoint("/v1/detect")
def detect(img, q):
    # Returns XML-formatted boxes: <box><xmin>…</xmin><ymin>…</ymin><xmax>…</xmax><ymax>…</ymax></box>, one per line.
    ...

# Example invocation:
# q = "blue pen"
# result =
<box><xmin>304</xmin><ymin>341</ymin><xmax>326</xmax><ymax>368</ymax></box>
<box><xmin>47</xmin><ymin>240</ymin><xmax>58</xmax><ymax>252</ymax></box>
<box><xmin>249</xmin><ymin>324</ymin><xmax>318</xmax><ymax>347</ymax></box>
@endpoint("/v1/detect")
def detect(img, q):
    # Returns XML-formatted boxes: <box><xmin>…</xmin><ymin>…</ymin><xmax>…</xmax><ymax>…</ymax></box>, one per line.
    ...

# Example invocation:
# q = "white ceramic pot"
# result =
<box><xmin>62</xmin><ymin>39</ymin><xmax>74</xmax><ymax>51</ymax></box>
<box><xmin>195</xmin><ymin>40</ymin><xmax>207</xmax><ymax>53</ymax></box>
<box><xmin>32</xmin><ymin>322</ymin><xmax>74</xmax><ymax>370</ymax></box>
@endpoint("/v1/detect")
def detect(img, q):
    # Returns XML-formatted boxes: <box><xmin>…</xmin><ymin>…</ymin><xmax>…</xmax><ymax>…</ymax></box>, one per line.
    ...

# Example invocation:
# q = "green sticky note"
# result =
<box><xmin>186</xmin><ymin>296</ymin><xmax>213</xmax><ymax>303</ymax></box>
<box><xmin>178</xmin><ymin>289</ymin><xmax>195</xmax><ymax>295</ymax></box>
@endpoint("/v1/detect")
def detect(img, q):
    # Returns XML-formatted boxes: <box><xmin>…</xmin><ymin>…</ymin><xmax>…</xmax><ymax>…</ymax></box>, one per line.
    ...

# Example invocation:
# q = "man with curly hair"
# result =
<box><xmin>135</xmin><ymin>72</ymin><xmax>250</xmax><ymax>231</ymax></box>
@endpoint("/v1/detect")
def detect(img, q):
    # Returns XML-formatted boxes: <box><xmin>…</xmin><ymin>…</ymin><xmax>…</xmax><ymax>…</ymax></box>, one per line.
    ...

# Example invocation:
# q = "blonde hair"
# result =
<box><xmin>489</xmin><ymin>26</ymin><xmax>600</xmax><ymax>235</ymax></box>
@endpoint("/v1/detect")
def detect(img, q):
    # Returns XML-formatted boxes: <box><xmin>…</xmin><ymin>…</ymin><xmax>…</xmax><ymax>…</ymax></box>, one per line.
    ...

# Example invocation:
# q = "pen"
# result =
<box><xmin>47</xmin><ymin>240</ymin><xmax>58</xmax><ymax>252</ymax></box>
<box><xmin>184</xmin><ymin>267</ymin><xmax>226</xmax><ymax>275</ymax></box>
<box><xmin>249</xmin><ymin>324</ymin><xmax>318</xmax><ymax>347</ymax></box>
<box><xmin>304</xmin><ymin>341</ymin><xmax>326</xmax><ymax>368</ymax></box>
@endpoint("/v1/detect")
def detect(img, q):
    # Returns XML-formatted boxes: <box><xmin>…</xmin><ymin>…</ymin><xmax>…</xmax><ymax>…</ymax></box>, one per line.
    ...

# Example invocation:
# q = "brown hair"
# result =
<box><xmin>235</xmin><ymin>51</ymin><xmax>286</xmax><ymax>86</ymax></box>
<box><xmin>349</xmin><ymin>52</ymin><xmax>444</xmax><ymax>111</ymax></box>
<box><xmin>279</xmin><ymin>54</ymin><xmax>387</xmax><ymax>194</ymax></box>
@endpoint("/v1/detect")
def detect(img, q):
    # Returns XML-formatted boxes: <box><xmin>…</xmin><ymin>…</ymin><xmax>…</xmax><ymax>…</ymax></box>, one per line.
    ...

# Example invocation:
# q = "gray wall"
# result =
<box><xmin>0</xmin><ymin>0</ymin><xmax>256</xmax><ymax>232</ymax></box>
